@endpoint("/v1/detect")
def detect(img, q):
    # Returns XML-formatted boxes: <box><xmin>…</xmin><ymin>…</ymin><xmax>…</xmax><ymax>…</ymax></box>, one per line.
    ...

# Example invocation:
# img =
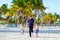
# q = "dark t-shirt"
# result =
<box><xmin>28</xmin><ymin>18</ymin><xmax>34</xmax><ymax>27</ymax></box>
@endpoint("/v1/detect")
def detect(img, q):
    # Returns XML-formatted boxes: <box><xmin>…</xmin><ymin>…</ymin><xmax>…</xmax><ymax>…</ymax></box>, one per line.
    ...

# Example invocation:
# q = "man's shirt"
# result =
<box><xmin>28</xmin><ymin>18</ymin><xmax>34</xmax><ymax>27</ymax></box>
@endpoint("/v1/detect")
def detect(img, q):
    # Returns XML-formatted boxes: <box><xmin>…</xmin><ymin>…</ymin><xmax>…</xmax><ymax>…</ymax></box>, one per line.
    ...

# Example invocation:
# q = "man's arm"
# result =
<box><xmin>27</xmin><ymin>19</ymin><xmax>29</xmax><ymax>27</ymax></box>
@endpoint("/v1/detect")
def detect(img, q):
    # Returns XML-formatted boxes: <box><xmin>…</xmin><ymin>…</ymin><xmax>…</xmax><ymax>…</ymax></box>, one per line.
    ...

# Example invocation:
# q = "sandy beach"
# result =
<box><xmin>0</xmin><ymin>25</ymin><xmax>60</xmax><ymax>40</ymax></box>
<box><xmin>0</xmin><ymin>32</ymin><xmax>60</xmax><ymax>40</ymax></box>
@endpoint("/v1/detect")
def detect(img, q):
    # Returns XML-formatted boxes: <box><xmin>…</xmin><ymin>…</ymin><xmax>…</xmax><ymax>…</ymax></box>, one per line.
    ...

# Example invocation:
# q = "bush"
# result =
<box><xmin>35</xmin><ymin>19</ymin><xmax>41</xmax><ymax>24</ymax></box>
<box><xmin>9</xmin><ymin>18</ymin><xmax>15</xmax><ymax>23</ymax></box>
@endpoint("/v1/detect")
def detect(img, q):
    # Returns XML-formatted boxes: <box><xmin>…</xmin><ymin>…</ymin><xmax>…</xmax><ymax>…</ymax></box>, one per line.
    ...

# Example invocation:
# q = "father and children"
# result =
<box><xmin>21</xmin><ymin>15</ymin><xmax>39</xmax><ymax>37</ymax></box>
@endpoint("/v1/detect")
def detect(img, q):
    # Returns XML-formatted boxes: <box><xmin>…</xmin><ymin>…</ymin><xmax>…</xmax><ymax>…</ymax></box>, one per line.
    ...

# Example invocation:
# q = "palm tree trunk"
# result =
<box><xmin>34</xmin><ymin>9</ymin><xmax>37</xmax><ymax>20</ymax></box>
<box><xmin>8</xmin><ymin>16</ymin><xmax>11</xmax><ymax>23</ymax></box>
<box><xmin>40</xmin><ymin>11</ymin><xmax>44</xmax><ymax>27</ymax></box>
<box><xmin>34</xmin><ymin>9</ymin><xmax>39</xmax><ymax>25</ymax></box>
<box><xmin>16</xmin><ymin>11</ymin><xmax>21</xmax><ymax>26</ymax></box>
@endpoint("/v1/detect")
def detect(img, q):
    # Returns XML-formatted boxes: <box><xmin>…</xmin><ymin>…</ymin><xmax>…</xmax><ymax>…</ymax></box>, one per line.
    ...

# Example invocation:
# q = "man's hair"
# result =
<box><xmin>30</xmin><ymin>15</ymin><xmax>32</xmax><ymax>17</ymax></box>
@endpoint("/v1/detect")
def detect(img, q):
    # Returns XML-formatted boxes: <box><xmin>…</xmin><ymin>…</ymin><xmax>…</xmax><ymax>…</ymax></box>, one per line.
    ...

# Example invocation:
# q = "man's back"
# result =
<box><xmin>28</xmin><ymin>18</ymin><xmax>34</xmax><ymax>27</ymax></box>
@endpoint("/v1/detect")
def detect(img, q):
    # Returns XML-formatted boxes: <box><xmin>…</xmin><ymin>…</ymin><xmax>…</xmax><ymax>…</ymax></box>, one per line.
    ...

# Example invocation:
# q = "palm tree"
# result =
<box><xmin>30</xmin><ymin>0</ymin><xmax>46</xmax><ymax>26</ymax></box>
<box><xmin>0</xmin><ymin>4</ymin><xmax>8</xmax><ymax>23</ymax></box>
<box><xmin>11</xmin><ymin>0</ymin><xmax>46</xmax><ymax>27</ymax></box>
<box><xmin>0</xmin><ymin>4</ymin><xmax>8</xmax><ymax>14</ymax></box>
<box><xmin>12</xmin><ymin>0</ymin><xmax>33</xmax><ymax>25</ymax></box>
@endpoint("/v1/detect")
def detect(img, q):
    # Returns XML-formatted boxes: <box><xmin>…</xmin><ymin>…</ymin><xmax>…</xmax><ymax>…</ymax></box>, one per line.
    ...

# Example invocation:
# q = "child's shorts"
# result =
<box><xmin>36</xmin><ymin>29</ymin><xmax>39</xmax><ymax>33</ymax></box>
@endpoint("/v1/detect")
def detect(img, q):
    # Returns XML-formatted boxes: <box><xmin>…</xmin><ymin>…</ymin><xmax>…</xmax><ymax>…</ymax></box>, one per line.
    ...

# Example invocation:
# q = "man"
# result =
<box><xmin>28</xmin><ymin>16</ymin><xmax>34</xmax><ymax>37</ymax></box>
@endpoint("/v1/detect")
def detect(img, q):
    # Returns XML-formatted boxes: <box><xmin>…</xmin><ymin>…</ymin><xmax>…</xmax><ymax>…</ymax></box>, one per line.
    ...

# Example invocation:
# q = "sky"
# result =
<box><xmin>0</xmin><ymin>0</ymin><xmax>60</xmax><ymax>15</ymax></box>
<box><xmin>43</xmin><ymin>0</ymin><xmax>60</xmax><ymax>15</ymax></box>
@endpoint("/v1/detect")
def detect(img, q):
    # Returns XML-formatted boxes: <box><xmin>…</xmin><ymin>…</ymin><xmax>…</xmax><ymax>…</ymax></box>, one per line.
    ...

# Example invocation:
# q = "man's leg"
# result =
<box><xmin>29</xmin><ymin>27</ymin><xmax>31</xmax><ymax>37</ymax></box>
<box><xmin>31</xmin><ymin>27</ymin><xmax>33</xmax><ymax>32</ymax></box>
<box><xmin>31</xmin><ymin>27</ymin><xmax>33</xmax><ymax>37</ymax></box>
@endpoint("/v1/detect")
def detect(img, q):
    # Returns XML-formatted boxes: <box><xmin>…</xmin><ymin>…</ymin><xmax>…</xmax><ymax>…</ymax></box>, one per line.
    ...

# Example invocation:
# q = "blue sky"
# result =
<box><xmin>0</xmin><ymin>0</ymin><xmax>60</xmax><ymax>15</ymax></box>
<box><xmin>43</xmin><ymin>0</ymin><xmax>60</xmax><ymax>15</ymax></box>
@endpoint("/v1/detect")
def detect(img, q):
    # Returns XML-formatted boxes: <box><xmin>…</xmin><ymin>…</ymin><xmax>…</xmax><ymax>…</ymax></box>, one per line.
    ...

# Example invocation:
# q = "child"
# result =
<box><xmin>35</xmin><ymin>24</ymin><xmax>39</xmax><ymax>37</ymax></box>
<box><xmin>21</xmin><ymin>24</ymin><xmax>24</xmax><ymax>35</ymax></box>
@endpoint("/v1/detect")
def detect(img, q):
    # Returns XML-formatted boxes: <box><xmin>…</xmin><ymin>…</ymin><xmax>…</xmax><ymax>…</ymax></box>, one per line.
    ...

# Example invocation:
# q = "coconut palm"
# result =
<box><xmin>0</xmin><ymin>4</ymin><xmax>8</xmax><ymax>14</ymax></box>
<box><xmin>30</xmin><ymin>0</ymin><xmax>46</xmax><ymax>26</ymax></box>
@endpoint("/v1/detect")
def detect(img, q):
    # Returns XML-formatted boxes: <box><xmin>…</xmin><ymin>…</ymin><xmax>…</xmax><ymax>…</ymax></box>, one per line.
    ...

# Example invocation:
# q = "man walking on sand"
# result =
<box><xmin>28</xmin><ymin>16</ymin><xmax>34</xmax><ymax>37</ymax></box>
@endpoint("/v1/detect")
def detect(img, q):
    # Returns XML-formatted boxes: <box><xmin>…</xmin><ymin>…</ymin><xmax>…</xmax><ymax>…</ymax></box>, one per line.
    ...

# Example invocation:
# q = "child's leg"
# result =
<box><xmin>21</xmin><ymin>27</ymin><xmax>24</xmax><ymax>35</ymax></box>
<box><xmin>36</xmin><ymin>29</ymin><xmax>39</xmax><ymax>37</ymax></box>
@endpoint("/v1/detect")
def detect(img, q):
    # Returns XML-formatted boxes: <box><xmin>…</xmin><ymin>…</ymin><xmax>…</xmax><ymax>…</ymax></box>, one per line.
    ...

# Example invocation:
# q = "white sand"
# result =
<box><xmin>0</xmin><ymin>33</ymin><xmax>60</xmax><ymax>40</ymax></box>
<box><xmin>0</xmin><ymin>25</ymin><xmax>60</xmax><ymax>40</ymax></box>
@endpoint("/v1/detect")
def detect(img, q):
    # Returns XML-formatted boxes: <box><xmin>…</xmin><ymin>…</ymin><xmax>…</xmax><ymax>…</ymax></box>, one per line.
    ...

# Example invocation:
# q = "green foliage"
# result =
<box><xmin>0</xmin><ymin>4</ymin><xmax>8</xmax><ymax>14</ymax></box>
<box><xmin>12</xmin><ymin>0</ymin><xmax>26</xmax><ymax>7</ymax></box>
<box><xmin>44</xmin><ymin>13</ymin><xmax>57</xmax><ymax>24</ymax></box>
<box><xmin>1</xmin><ymin>0</ymin><xmax>59</xmax><ymax>24</ymax></box>
<box><xmin>35</xmin><ymin>18</ymin><xmax>41</xmax><ymax>24</ymax></box>
<box><xmin>9</xmin><ymin>18</ymin><xmax>15</xmax><ymax>23</ymax></box>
